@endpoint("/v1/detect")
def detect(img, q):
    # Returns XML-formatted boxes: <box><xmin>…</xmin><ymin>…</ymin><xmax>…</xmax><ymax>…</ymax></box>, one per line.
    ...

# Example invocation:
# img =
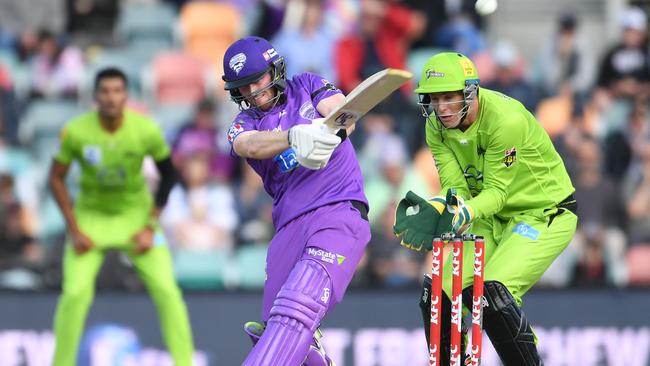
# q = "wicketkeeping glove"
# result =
<box><xmin>438</xmin><ymin>188</ymin><xmax>474</xmax><ymax>234</ymax></box>
<box><xmin>393</xmin><ymin>191</ymin><xmax>446</xmax><ymax>251</ymax></box>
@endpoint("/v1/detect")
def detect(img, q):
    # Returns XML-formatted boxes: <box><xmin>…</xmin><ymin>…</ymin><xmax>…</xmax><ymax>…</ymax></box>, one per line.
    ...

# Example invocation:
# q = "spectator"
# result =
<box><xmin>161</xmin><ymin>153</ymin><xmax>238</xmax><ymax>251</ymax></box>
<box><xmin>571</xmin><ymin>138</ymin><xmax>627</xmax><ymax>286</ymax></box>
<box><xmin>595</xmin><ymin>6</ymin><xmax>650</xmax><ymax>100</ymax></box>
<box><xmin>483</xmin><ymin>40</ymin><xmax>540</xmax><ymax>112</ymax></box>
<box><xmin>0</xmin><ymin>63</ymin><xmax>19</xmax><ymax>145</ymax></box>
<box><xmin>272</xmin><ymin>0</ymin><xmax>337</xmax><ymax>81</ymax></box>
<box><xmin>335</xmin><ymin>0</ymin><xmax>425</xmax><ymax>95</ymax></box>
<box><xmin>29</xmin><ymin>30</ymin><xmax>84</xmax><ymax>99</ymax></box>
<box><xmin>532</xmin><ymin>13</ymin><xmax>594</xmax><ymax>99</ymax></box>
<box><xmin>171</xmin><ymin>99</ymin><xmax>236</xmax><ymax>182</ymax></box>
<box><xmin>623</xmin><ymin>145</ymin><xmax>650</xmax><ymax>244</ymax></box>
<box><xmin>234</xmin><ymin>161</ymin><xmax>273</xmax><ymax>246</ymax></box>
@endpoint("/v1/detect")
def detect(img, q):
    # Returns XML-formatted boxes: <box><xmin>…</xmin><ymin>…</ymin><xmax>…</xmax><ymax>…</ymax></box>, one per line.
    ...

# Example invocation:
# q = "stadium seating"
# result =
<box><xmin>114</xmin><ymin>2</ymin><xmax>176</xmax><ymax>52</ymax></box>
<box><xmin>143</xmin><ymin>51</ymin><xmax>211</xmax><ymax>106</ymax></box>
<box><xmin>233</xmin><ymin>244</ymin><xmax>268</xmax><ymax>289</ymax></box>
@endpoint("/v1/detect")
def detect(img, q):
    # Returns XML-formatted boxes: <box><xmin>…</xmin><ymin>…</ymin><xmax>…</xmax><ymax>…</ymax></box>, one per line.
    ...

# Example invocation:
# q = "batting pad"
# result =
<box><xmin>243</xmin><ymin>259</ymin><xmax>332</xmax><ymax>366</ymax></box>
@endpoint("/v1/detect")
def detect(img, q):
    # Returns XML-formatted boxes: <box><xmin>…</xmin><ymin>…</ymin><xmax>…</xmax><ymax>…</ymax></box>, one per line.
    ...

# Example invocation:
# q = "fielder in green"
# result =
<box><xmin>394</xmin><ymin>52</ymin><xmax>578</xmax><ymax>365</ymax></box>
<box><xmin>49</xmin><ymin>68</ymin><xmax>195</xmax><ymax>365</ymax></box>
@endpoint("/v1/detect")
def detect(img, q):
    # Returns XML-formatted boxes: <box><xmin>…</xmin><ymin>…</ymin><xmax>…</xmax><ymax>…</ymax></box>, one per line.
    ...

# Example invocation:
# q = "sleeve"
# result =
<box><xmin>147</xmin><ymin>121</ymin><xmax>171</xmax><ymax>161</ymax></box>
<box><xmin>301</xmin><ymin>72</ymin><xmax>342</xmax><ymax>106</ymax></box>
<box><xmin>227</xmin><ymin>116</ymin><xmax>257</xmax><ymax>156</ymax></box>
<box><xmin>466</xmin><ymin>114</ymin><xmax>526</xmax><ymax>219</ymax></box>
<box><xmin>54</xmin><ymin>124</ymin><xmax>76</xmax><ymax>164</ymax></box>
<box><xmin>425</xmin><ymin>125</ymin><xmax>471</xmax><ymax>200</ymax></box>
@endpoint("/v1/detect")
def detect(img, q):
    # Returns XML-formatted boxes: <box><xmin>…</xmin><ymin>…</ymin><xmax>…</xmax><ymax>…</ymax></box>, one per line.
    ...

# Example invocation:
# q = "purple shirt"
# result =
<box><xmin>227</xmin><ymin>72</ymin><xmax>368</xmax><ymax>229</ymax></box>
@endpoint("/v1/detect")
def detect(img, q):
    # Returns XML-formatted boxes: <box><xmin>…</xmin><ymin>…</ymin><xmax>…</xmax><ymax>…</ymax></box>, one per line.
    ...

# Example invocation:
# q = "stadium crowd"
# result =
<box><xmin>0</xmin><ymin>0</ymin><xmax>649</xmax><ymax>291</ymax></box>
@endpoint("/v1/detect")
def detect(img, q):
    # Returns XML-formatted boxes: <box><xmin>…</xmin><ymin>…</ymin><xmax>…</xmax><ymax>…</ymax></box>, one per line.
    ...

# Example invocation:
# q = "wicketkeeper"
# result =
<box><xmin>393</xmin><ymin>52</ymin><xmax>578</xmax><ymax>365</ymax></box>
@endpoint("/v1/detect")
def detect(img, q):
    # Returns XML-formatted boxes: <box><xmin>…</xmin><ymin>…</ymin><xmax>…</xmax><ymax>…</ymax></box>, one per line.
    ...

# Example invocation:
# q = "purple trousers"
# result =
<box><xmin>261</xmin><ymin>201</ymin><xmax>371</xmax><ymax>321</ymax></box>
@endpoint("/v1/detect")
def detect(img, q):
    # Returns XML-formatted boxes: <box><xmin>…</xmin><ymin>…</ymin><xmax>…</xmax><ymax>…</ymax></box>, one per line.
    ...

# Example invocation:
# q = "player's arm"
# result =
<box><xmin>153</xmin><ymin>156</ymin><xmax>176</xmax><ymax>218</ymax></box>
<box><xmin>465</xmin><ymin>114</ymin><xmax>525</xmax><ymax>219</ymax></box>
<box><xmin>233</xmin><ymin>130</ymin><xmax>291</xmax><ymax>159</ymax></box>
<box><xmin>316</xmin><ymin>93</ymin><xmax>356</xmax><ymax>136</ymax></box>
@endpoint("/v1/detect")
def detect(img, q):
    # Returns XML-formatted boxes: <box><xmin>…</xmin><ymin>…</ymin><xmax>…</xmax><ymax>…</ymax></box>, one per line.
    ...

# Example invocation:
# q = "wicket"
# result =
<box><xmin>429</xmin><ymin>234</ymin><xmax>485</xmax><ymax>366</ymax></box>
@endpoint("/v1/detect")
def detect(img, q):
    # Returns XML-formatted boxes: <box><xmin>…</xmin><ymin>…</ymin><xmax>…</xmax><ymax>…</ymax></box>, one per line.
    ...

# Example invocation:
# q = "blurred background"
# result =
<box><xmin>0</xmin><ymin>0</ymin><xmax>649</xmax><ymax>365</ymax></box>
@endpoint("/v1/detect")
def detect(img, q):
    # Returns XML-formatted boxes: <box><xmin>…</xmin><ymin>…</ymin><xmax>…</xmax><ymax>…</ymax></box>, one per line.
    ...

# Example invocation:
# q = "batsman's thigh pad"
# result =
<box><xmin>482</xmin><ymin>281</ymin><xmax>542</xmax><ymax>366</ymax></box>
<box><xmin>243</xmin><ymin>259</ymin><xmax>332</xmax><ymax>366</ymax></box>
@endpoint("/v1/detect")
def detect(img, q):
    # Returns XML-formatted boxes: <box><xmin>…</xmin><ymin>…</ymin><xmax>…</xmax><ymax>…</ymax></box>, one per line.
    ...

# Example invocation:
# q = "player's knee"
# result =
<box><xmin>61</xmin><ymin>283</ymin><xmax>95</xmax><ymax>305</ymax></box>
<box><xmin>269</xmin><ymin>259</ymin><xmax>332</xmax><ymax>333</ymax></box>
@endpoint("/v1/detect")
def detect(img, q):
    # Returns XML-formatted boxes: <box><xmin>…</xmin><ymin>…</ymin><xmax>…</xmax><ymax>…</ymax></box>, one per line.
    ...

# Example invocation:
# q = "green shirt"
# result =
<box><xmin>426</xmin><ymin>88</ymin><xmax>574</xmax><ymax>220</ymax></box>
<box><xmin>56</xmin><ymin>109</ymin><xmax>170</xmax><ymax>214</ymax></box>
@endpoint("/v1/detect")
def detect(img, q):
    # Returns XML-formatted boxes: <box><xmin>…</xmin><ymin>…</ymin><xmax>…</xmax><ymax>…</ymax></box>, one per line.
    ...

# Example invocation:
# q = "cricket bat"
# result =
<box><xmin>323</xmin><ymin>68</ymin><xmax>413</xmax><ymax>131</ymax></box>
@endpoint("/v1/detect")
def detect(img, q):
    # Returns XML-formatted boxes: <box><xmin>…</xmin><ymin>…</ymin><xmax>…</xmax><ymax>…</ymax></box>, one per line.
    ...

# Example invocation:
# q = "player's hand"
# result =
<box><xmin>132</xmin><ymin>227</ymin><xmax>154</xmax><ymax>255</ymax></box>
<box><xmin>289</xmin><ymin>120</ymin><xmax>341</xmax><ymax>170</ymax></box>
<box><xmin>444</xmin><ymin>188</ymin><xmax>474</xmax><ymax>235</ymax></box>
<box><xmin>71</xmin><ymin>229</ymin><xmax>95</xmax><ymax>255</ymax></box>
<box><xmin>393</xmin><ymin>191</ymin><xmax>446</xmax><ymax>251</ymax></box>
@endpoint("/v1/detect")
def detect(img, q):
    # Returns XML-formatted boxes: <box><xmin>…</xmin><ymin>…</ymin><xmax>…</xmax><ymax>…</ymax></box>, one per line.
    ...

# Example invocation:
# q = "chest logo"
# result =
<box><xmin>502</xmin><ymin>147</ymin><xmax>517</xmax><ymax>167</ymax></box>
<box><xmin>83</xmin><ymin>145</ymin><xmax>102</xmax><ymax>166</ymax></box>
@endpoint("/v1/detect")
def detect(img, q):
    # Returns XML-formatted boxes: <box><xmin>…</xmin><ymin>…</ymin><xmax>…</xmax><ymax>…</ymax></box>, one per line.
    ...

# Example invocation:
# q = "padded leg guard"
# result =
<box><xmin>419</xmin><ymin>274</ymin><xmax>467</xmax><ymax>366</ymax></box>
<box><xmin>481</xmin><ymin>281</ymin><xmax>543</xmax><ymax>366</ymax></box>
<box><xmin>244</xmin><ymin>322</ymin><xmax>335</xmax><ymax>366</ymax></box>
<box><xmin>243</xmin><ymin>259</ymin><xmax>332</xmax><ymax>366</ymax></box>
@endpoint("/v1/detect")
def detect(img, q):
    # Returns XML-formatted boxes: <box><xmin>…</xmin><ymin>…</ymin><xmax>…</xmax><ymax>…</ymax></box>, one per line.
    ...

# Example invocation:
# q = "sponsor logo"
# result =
<box><xmin>429</xmin><ymin>344</ymin><xmax>438</xmax><ymax>365</ymax></box>
<box><xmin>452</xmin><ymin>247</ymin><xmax>461</xmax><ymax>276</ymax></box>
<box><xmin>431</xmin><ymin>246</ymin><xmax>442</xmax><ymax>276</ymax></box>
<box><xmin>502</xmin><ymin>147</ymin><xmax>517</xmax><ymax>167</ymax></box>
<box><xmin>229</xmin><ymin>53</ymin><xmax>247</xmax><ymax>75</ymax></box>
<box><xmin>263</xmin><ymin>48</ymin><xmax>278</xmax><ymax>61</ymax></box>
<box><xmin>321</xmin><ymin>288</ymin><xmax>330</xmax><ymax>304</ymax></box>
<box><xmin>473</xmin><ymin>247</ymin><xmax>483</xmax><ymax>276</ymax></box>
<box><xmin>451</xmin><ymin>294</ymin><xmax>462</xmax><ymax>329</ymax></box>
<box><xmin>512</xmin><ymin>222</ymin><xmax>540</xmax><ymax>240</ymax></box>
<box><xmin>227</xmin><ymin>121</ymin><xmax>245</xmax><ymax>143</ymax></box>
<box><xmin>472</xmin><ymin>295</ymin><xmax>482</xmax><ymax>326</ymax></box>
<box><xmin>83</xmin><ymin>145</ymin><xmax>102</xmax><ymax>166</ymax></box>
<box><xmin>449</xmin><ymin>345</ymin><xmax>461</xmax><ymax>366</ymax></box>
<box><xmin>426</xmin><ymin>70</ymin><xmax>445</xmax><ymax>78</ymax></box>
<box><xmin>431</xmin><ymin>294</ymin><xmax>440</xmax><ymax>327</ymax></box>
<box><xmin>307</xmin><ymin>248</ymin><xmax>345</xmax><ymax>265</ymax></box>
<box><xmin>299</xmin><ymin>102</ymin><xmax>316</xmax><ymax>120</ymax></box>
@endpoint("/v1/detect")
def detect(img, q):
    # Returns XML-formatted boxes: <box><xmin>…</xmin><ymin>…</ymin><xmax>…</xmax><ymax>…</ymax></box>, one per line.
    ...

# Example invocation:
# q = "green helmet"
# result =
<box><xmin>415</xmin><ymin>52</ymin><xmax>480</xmax><ymax>129</ymax></box>
<box><xmin>414</xmin><ymin>52</ymin><xmax>479</xmax><ymax>94</ymax></box>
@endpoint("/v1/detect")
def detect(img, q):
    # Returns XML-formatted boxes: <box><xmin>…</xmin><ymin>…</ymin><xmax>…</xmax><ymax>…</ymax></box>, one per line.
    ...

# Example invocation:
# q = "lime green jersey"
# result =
<box><xmin>425</xmin><ymin>88</ymin><xmax>574</xmax><ymax>220</ymax></box>
<box><xmin>55</xmin><ymin>109</ymin><xmax>170</xmax><ymax>214</ymax></box>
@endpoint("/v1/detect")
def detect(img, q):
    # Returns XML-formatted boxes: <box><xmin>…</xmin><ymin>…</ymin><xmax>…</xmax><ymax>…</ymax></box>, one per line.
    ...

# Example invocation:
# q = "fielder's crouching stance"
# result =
<box><xmin>222</xmin><ymin>36</ymin><xmax>370</xmax><ymax>366</ymax></box>
<box><xmin>393</xmin><ymin>52</ymin><xmax>578</xmax><ymax>365</ymax></box>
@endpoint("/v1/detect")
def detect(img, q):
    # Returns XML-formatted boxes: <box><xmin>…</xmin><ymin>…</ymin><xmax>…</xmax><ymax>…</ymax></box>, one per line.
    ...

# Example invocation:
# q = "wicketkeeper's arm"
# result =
<box><xmin>425</xmin><ymin>126</ymin><xmax>471</xmax><ymax>199</ymax></box>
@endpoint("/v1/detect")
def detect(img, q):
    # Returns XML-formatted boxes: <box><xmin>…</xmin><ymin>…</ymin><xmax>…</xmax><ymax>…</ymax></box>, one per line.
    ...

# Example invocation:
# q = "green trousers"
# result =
<box><xmin>442</xmin><ymin>205</ymin><xmax>578</xmax><ymax>305</ymax></box>
<box><xmin>52</xmin><ymin>209</ymin><xmax>194</xmax><ymax>366</ymax></box>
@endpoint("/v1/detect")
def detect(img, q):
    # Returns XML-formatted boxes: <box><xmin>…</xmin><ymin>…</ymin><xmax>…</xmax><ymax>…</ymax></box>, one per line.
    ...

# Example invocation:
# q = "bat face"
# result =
<box><xmin>323</xmin><ymin>69</ymin><xmax>413</xmax><ymax>130</ymax></box>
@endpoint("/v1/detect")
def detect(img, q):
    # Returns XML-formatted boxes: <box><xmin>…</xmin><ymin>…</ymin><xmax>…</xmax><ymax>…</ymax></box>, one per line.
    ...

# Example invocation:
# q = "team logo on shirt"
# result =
<box><xmin>502</xmin><ymin>147</ymin><xmax>517</xmax><ymax>167</ymax></box>
<box><xmin>83</xmin><ymin>145</ymin><xmax>102</xmax><ymax>166</ymax></box>
<box><xmin>227</xmin><ymin>120</ymin><xmax>245</xmax><ymax>143</ymax></box>
<box><xmin>229</xmin><ymin>53</ymin><xmax>247</xmax><ymax>75</ymax></box>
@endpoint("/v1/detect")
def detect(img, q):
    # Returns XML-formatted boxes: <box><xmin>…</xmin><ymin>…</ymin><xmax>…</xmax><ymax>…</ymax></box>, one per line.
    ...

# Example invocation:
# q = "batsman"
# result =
<box><xmin>222</xmin><ymin>36</ymin><xmax>370</xmax><ymax>366</ymax></box>
<box><xmin>394</xmin><ymin>52</ymin><xmax>578</xmax><ymax>365</ymax></box>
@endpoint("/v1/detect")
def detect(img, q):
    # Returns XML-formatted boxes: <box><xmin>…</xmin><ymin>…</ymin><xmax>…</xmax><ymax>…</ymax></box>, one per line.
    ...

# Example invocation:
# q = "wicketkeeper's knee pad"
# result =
<box><xmin>481</xmin><ymin>281</ymin><xmax>543</xmax><ymax>366</ymax></box>
<box><xmin>419</xmin><ymin>274</ymin><xmax>467</xmax><ymax>366</ymax></box>
<box><xmin>242</xmin><ymin>259</ymin><xmax>333</xmax><ymax>366</ymax></box>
